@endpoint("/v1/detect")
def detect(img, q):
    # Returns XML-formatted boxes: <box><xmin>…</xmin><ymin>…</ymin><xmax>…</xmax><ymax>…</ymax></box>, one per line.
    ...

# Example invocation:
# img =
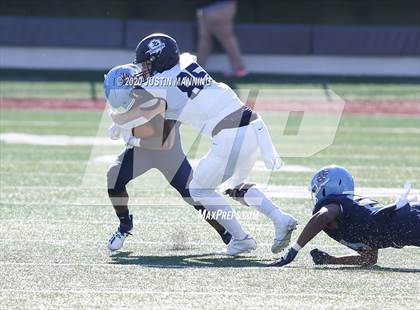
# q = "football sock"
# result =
<box><xmin>116</xmin><ymin>210</ymin><xmax>132</xmax><ymax>231</ymax></box>
<box><xmin>191</xmin><ymin>189</ymin><xmax>248</xmax><ymax>240</ymax></box>
<box><xmin>243</xmin><ymin>187</ymin><xmax>287</xmax><ymax>224</ymax></box>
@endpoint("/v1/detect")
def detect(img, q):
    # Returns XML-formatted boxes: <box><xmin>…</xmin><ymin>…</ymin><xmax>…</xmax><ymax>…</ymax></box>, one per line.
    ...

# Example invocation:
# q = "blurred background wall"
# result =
<box><xmin>1</xmin><ymin>0</ymin><xmax>419</xmax><ymax>25</ymax></box>
<box><xmin>1</xmin><ymin>0</ymin><xmax>419</xmax><ymax>76</ymax></box>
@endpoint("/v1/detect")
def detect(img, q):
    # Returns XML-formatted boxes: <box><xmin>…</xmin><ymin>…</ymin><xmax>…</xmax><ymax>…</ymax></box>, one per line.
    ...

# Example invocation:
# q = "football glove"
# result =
<box><xmin>310</xmin><ymin>248</ymin><xmax>331</xmax><ymax>265</ymax></box>
<box><xmin>108</xmin><ymin>123</ymin><xmax>121</xmax><ymax>140</ymax></box>
<box><xmin>269</xmin><ymin>243</ymin><xmax>300</xmax><ymax>267</ymax></box>
<box><xmin>121</xmin><ymin>128</ymin><xmax>141</xmax><ymax>148</ymax></box>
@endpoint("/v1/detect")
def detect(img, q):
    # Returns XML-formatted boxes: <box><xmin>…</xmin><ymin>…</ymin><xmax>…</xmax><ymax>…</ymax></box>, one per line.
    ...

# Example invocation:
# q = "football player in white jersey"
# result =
<box><xmin>106</xmin><ymin>33</ymin><xmax>297</xmax><ymax>255</ymax></box>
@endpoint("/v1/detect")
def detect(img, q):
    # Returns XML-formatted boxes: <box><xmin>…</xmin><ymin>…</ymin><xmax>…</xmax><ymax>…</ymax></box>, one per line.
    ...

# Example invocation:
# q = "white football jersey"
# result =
<box><xmin>142</xmin><ymin>53</ymin><xmax>243</xmax><ymax>136</ymax></box>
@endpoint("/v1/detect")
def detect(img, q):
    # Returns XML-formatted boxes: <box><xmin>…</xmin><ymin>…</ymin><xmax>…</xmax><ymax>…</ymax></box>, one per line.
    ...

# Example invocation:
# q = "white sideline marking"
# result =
<box><xmin>265</xmin><ymin>185</ymin><xmax>420</xmax><ymax>199</ymax></box>
<box><xmin>93</xmin><ymin>156</ymin><xmax>312</xmax><ymax>172</ymax></box>
<box><xmin>0</xmin><ymin>133</ymin><xmax>122</xmax><ymax>146</ymax></box>
<box><xmin>0</xmin><ymin>171</ymin><xmax>413</xmax><ymax>186</ymax></box>
<box><xmin>0</xmin><ymin>219</ymin><xmax>275</xmax><ymax>227</ymax></box>
<box><xmin>1</xmin><ymin>185</ymin><xmax>417</xmax><ymax>199</ymax></box>
<box><xmin>2</xmin><ymin>120</ymin><xmax>420</xmax><ymax>134</ymax></box>
<box><xmin>94</xmin><ymin>155</ymin><xmax>117</xmax><ymax>163</ymax></box>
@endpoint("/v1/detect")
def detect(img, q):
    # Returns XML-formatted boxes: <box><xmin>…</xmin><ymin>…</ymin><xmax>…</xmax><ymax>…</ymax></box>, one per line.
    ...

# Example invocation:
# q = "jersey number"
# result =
<box><xmin>357</xmin><ymin>198</ymin><xmax>384</xmax><ymax>213</ymax></box>
<box><xmin>177</xmin><ymin>63</ymin><xmax>210</xmax><ymax>99</ymax></box>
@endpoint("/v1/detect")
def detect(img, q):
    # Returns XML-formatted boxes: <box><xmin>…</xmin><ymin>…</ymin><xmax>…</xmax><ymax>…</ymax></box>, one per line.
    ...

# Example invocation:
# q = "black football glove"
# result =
<box><xmin>269</xmin><ymin>246</ymin><xmax>299</xmax><ymax>267</ymax></box>
<box><xmin>310</xmin><ymin>248</ymin><xmax>331</xmax><ymax>265</ymax></box>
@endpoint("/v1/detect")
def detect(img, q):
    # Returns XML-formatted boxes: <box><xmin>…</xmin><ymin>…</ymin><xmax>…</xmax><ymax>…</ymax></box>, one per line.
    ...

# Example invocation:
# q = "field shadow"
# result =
<box><xmin>109</xmin><ymin>251</ymin><xmax>270</xmax><ymax>269</ymax></box>
<box><xmin>315</xmin><ymin>265</ymin><xmax>420</xmax><ymax>273</ymax></box>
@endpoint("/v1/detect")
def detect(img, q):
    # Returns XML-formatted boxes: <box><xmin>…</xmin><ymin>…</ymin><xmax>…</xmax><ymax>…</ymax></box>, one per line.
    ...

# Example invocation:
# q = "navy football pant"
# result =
<box><xmin>106</xmin><ymin>142</ymin><xmax>230</xmax><ymax>243</ymax></box>
<box><xmin>392</xmin><ymin>203</ymin><xmax>420</xmax><ymax>248</ymax></box>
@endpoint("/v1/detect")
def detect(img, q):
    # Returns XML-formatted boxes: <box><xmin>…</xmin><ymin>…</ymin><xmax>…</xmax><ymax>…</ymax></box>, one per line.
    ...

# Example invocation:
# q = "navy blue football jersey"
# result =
<box><xmin>313</xmin><ymin>194</ymin><xmax>420</xmax><ymax>250</ymax></box>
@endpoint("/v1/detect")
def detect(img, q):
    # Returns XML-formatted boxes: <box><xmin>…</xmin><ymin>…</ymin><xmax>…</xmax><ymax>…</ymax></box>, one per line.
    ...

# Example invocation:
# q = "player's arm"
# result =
<box><xmin>111</xmin><ymin>87</ymin><xmax>167</xmax><ymax>129</ymax></box>
<box><xmin>296</xmin><ymin>203</ymin><xmax>342</xmax><ymax>247</ymax></box>
<box><xmin>111</xmin><ymin>101</ymin><xmax>165</xmax><ymax>129</ymax></box>
<box><xmin>310</xmin><ymin>248</ymin><xmax>378</xmax><ymax>266</ymax></box>
<box><xmin>270</xmin><ymin>203</ymin><xmax>341</xmax><ymax>267</ymax></box>
<box><xmin>133</xmin><ymin>117</ymin><xmax>177</xmax><ymax>150</ymax></box>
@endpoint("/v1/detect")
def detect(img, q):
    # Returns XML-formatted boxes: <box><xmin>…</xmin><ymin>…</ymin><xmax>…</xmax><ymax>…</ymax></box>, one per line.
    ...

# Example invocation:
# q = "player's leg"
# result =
<box><xmin>153</xmin><ymin>143</ymin><xmax>232</xmax><ymax>245</ymax></box>
<box><xmin>189</xmin><ymin>135</ymin><xmax>256</xmax><ymax>255</ymax></box>
<box><xmin>410</xmin><ymin>203</ymin><xmax>420</xmax><ymax>246</ymax></box>
<box><xmin>106</xmin><ymin>147</ymin><xmax>152</xmax><ymax>250</ymax></box>
<box><xmin>204</xmin><ymin>1</ymin><xmax>245</xmax><ymax>73</ymax></box>
<box><xmin>394</xmin><ymin>202</ymin><xmax>420</xmax><ymax>247</ymax></box>
<box><xmin>222</xmin><ymin>125</ymin><xmax>297</xmax><ymax>253</ymax></box>
<box><xmin>196</xmin><ymin>8</ymin><xmax>213</xmax><ymax>68</ymax></box>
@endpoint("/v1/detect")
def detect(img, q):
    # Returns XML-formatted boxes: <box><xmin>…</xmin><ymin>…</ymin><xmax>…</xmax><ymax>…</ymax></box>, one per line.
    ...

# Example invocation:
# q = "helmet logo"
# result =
<box><xmin>116</xmin><ymin>72</ymin><xmax>130</xmax><ymax>86</ymax></box>
<box><xmin>116</xmin><ymin>76</ymin><xmax>124</xmax><ymax>86</ymax></box>
<box><xmin>317</xmin><ymin>169</ymin><xmax>329</xmax><ymax>183</ymax></box>
<box><xmin>146</xmin><ymin>39</ymin><xmax>166</xmax><ymax>55</ymax></box>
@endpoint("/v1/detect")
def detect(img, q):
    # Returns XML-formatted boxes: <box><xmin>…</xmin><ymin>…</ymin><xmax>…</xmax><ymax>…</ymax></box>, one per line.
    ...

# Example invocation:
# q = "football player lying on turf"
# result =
<box><xmin>107</xmin><ymin>33</ymin><xmax>297</xmax><ymax>255</ymax></box>
<box><xmin>271</xmin><ymin>165</ymin><xmax>420</xmax><ymax>267</ymax></box>
<box><xmin>104</xmin><ymin>71</ymin><xmax>232</xmax><ymax>251</ymax></box>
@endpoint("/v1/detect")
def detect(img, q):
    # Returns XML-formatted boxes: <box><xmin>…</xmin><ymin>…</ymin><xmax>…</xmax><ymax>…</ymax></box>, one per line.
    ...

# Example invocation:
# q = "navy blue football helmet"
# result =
<box><xmin>310</xmin><ymin>165</ymin><xmax>354</xmax><ymax>207</ymax></box>
<box><xmin>134</xmin><ymin>33</ymin><xmax>180</xmax><ymax>75</ymax></box>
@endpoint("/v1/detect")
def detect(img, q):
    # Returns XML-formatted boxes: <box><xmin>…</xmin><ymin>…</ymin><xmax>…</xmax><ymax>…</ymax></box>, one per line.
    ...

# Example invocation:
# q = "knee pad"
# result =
<box><xmin>224</xmin><ymin>183</ymin><xmax>255</xmax><ymax>206</ymax></box>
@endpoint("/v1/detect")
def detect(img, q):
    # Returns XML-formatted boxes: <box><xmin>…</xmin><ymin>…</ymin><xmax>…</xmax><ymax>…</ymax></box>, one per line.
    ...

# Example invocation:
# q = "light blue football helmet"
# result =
<box><xmin>310</xmin><ymin>165</ymin><xmax>354</xmax><ymax>207</ymax></box>
<box><xmin>104</xmin><ymin>63</ymin><xmax>143</xmax><ymax>114</ymax></box>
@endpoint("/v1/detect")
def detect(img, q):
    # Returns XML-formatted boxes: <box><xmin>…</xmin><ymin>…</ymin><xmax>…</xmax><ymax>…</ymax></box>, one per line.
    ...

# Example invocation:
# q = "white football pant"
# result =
<box><xmin>189</xmin><ymin>122</ymin><xmax>287</xmax><ymax>240</ymax></box>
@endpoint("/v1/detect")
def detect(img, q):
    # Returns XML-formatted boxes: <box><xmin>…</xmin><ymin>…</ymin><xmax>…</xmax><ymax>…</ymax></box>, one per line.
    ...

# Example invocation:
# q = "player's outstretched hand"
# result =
<box><xmin>108</xmin><ymin>123</ymin><xmax>121</xmax><ymax>140</ymax></box>
<box><xmin>269</xmin><ymin>246</ymin><xmax>298</xmax><ymax>267</ymax></box>
<box><xmin>310</xmin><ymin>248</ymin><xmax>331</xmax><ymax>265</ymax></box>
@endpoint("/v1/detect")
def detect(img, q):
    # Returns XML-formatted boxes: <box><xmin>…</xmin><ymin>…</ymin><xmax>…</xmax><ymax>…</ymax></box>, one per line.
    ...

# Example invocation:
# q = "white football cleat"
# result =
<box><xmin>271</xmin><ymin>214</ymin><xmax>297</xmax><ymax>254</ymax></box>
<box><xmin>219</xmin><ymin>235</ymin><xmax>257</xmax><ymax>256</ymax></box>
<box><xmin>107</xmin><ymin>215</ymin><xmax>133</xmax><ymax>252</ymax></box>
<box><xmin>107</xmin><ymin>229</ymin><xmax>131</xmax><ymax>251</ymax></box>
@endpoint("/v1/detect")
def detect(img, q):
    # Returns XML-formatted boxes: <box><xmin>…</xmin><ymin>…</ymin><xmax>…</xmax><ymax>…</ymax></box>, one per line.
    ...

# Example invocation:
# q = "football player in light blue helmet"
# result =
<box><xmin>309</xmin><ymin>165</ymin><xmax>354</xmax><ymax>207</ymax></box>
<box><xmin>270</xmin><ymin>165</ymin><xmax>420</xmax><ymax>268</ymax></box>
<box><xmin>104</xmin><ymin>63</ymin><xmax>144</xmax><ymax>114</ymax></box>
<box><xmin>104</xmin><ymin>63</ymin><xmax>167</xmax><ymax>148</ymax></box>
<box><xmin>103</xmin><ymin>63</ymin><xmax>232</xmax><ymax>252</ymax></box>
